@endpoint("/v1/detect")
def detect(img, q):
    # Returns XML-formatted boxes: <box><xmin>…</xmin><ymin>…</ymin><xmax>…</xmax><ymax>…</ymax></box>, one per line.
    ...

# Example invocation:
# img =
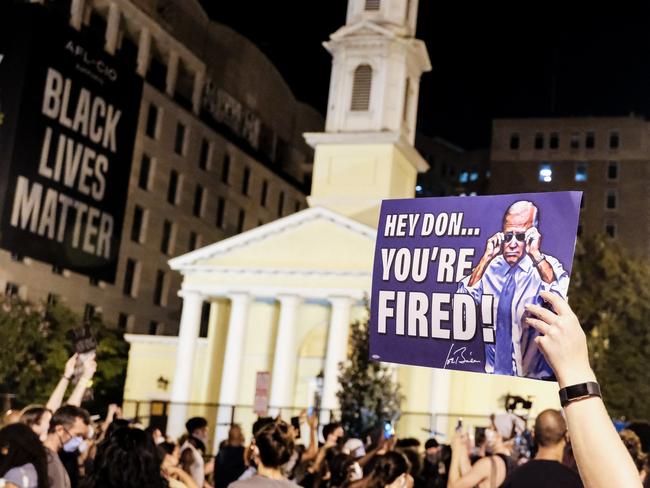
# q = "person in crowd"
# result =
<box><xmin>526</xmin><ymin>290</ymin><xmax>642</xmax><ymax>488</ymax></box>
<box><xmin>81</xmin><ymin>426</ymin><xmax>167</xmax><ymax>488</ymax></box>
<box><xmin>619</xmin><ymin>430</ymin><xmax>647</xmax><ymax>485</ymax></box>
<box><xmin>229</xmin><ymin>420</ymin><xmax>299</xmax><ymax>487</ymax></box>
<box><xmin>0</xmin><ymin>423</ymin><xmax>49</xmax><ymax>488</ymax></box>
<box><xmin>42</xmin><ymin>405</ymin><xmax>90</xmax><ymax>488</ymax></box>
<box><xmin>363</xmin><ymin>451</ymin><xmax>413</xmax><ymax>488</ymax></box>
<box><xmin>501</xmin><ymin>409</ymin><xmax>582</xmax><ymax>487</ymax></box>
<box><xmin>447</xmin><ymin>418</ymin><xmax>514</xmax><ymax>488</ymax></box>
<box><xmin>179</xmin><ymin>417</ymin><xmax>211</xmax><ymax>488</ymax></box>
<box><xmin>45</xmin><ymin>354</ymin><xmax>96</xmax><ymax>414</ymax></box>
<box><xmin>327</xmin><ymin>452</ymin><xmax>362</xmax><ymax>488</ymax></box>
<box><xmin>158</xmin><ymin>441</ymin><xmax>199</xmax><ymax>488</ymax></box>
<box><xmin>322</xmin><ymin>424</ymin><xmax>345</xmax><ymax>448</ymax></box>
<box><xmin>20</xmin><ymin>408</ymin><xmax>52</xmax><ymax>442</ymax></box>
<box><xmin>214</xmin><ymin>424</ymin><xmax>246</xmax><ymax>488</ymax></box>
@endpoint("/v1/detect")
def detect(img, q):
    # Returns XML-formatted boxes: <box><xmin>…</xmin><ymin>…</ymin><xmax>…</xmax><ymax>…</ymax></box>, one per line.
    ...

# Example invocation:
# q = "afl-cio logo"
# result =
<box><xmin>64</xmin><ymin>40</ymin><xmax>118</xmax><ymax>82</ymax></box>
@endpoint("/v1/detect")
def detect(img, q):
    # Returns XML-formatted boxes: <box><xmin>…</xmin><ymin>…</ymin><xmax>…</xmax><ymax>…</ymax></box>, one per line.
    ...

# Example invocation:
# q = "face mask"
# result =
<box><xmin>350</xmin><ymin>462</ymin><xmax>363</xmax><ymax>481</ymax></box>
<box><xmin>78</xmin><ymin>440</ymin><xmax>89</xmax><ymax>454</ymax></box>
<box><xmin>63</xmin><ymin>436</ymin><xmax>84</xmax><ymax>453</ymax></box>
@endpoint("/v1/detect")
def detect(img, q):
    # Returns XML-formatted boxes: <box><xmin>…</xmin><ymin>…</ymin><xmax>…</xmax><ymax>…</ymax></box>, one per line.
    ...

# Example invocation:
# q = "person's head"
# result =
<box><xmin>502</xmin><ymin>200</ymin><xmax>539</xmax><ymax>265</ymax></box>
<box><xmin>145</xmin><ymin>426</ymin><xmax>165</xmax><ymax>445</ymax></box>
<box><xmin>158</xmin><ymin>440</ymin><xmax>180</xmax><ymax>474</ymax></box>
<box><xmin>252</xmin><ymin>416</ymin><xmax>275</xmax><ymax>437</ymax></box>
<box><xmin>533</xmin><ymin>409</ymin><xmax>567</xmax><ymax>450</ymax></box>
<box><xmin>398</xmin><ymin>447</ymin><xmax>422</xmax><ymax>478</ymax></box>
<box><xmin>227</xmin><ymin>424</ymin><xmax>245</xmax><ymax>446</ymax></box>
<box><xmin>48</xmin><ymin>405</ymin><xmax>91</xmax><ymax>452</ymax></box>
<box><xmin>323</xmin><ymin>422</ymin><xmax>344</xmax><ymax>444</ymax></box>
<box><xmin>83</xmin><ymin>427</ymin><xmax>167</xmax><ymax>488</ymax></box>
<box><xmin>366</xmin><ymin>451</ymin><xmax>413</xmax><ymax>488</ymax></box>
<box><xmin>20</xmin><ymin>405</ymin><xmax>52</xmax><ymax>442</ymax></box>
<box><xmin>329</xmin><ymin>452</ymin><xmax>362</xmax><ymax>486</ymax></box>
<box><xmin>185</xmin><ymin>417</ymin><xmax>208</xmax><ymax>442</ymax></box>
<box><xmin>254</xmin><ymin>420</ymin><xmax>294</xmax><ymax>469</ymax></box>
<box><xmin>0</xmin><ymin>422</ymin><xmax>49</xmax><ymax>488</ymax></box>
<box><xmin>620</xmin><ymin>429</ymin><xmax>647</xmax><ymax>474</ymax></box>
<box><xmin>425</xmin><ymin>437</ymin><xmax>440</xmax><ymax>464</ymax></box>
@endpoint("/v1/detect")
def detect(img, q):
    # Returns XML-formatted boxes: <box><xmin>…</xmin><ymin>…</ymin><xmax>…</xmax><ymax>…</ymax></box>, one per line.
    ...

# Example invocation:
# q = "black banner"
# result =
<box><xmin>0</xmin><ymin>5</ymin><xmax>142</xmax><ymax>283</ymax></box>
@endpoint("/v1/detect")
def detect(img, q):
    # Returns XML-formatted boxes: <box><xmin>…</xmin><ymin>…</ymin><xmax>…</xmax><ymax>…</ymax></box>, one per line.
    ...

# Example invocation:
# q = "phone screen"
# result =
<box><xmin>383</xmin><ymin>421</ymin><xmax>394</xmax><ymax>439</ymax></box>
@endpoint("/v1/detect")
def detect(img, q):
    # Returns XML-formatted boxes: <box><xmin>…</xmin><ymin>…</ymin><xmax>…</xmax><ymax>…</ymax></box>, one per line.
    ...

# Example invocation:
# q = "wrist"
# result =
<box><xmin>529</xmin><ymin>250</ymin><xmax>543</xmax><ymax>261</ymax></box>
<box><xmin>62</xmin><ymin>375</ymin><xmax>73</xmax><ymax>381</ymax></box>
<box><xmin>557</xmin><ymin>367</ymin><xmax>596</xmax><ymax>389</ymax></box>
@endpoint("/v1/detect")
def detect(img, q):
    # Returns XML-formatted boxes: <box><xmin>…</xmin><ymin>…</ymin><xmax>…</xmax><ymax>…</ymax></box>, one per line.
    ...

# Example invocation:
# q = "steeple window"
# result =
<box><xmin>365</xmin><ymin>0</ymin><xmax>380</xmax><ymax>11</ymax></box>
<box><xmin>351</xmin><ymin>64</ymin><xmax>372</xmax><ymax>111</ymax></box>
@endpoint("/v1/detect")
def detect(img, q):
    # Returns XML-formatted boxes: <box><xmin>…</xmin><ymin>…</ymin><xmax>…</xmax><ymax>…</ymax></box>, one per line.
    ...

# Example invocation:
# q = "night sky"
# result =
<box><xmin>201</xmin><ymin>1</ymin><xmax>650</xmax><ymax>149</ymax></box>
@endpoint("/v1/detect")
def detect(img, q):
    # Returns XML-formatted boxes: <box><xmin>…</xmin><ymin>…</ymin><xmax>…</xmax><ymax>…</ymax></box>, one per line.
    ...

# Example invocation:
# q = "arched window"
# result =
<box><xmin>365</xmin><ymin>0</ymin><xmax>380</xmax><ymax>11</ymax></box>
<box><xmin>351</xmin><ymin>64</ymin><xmax>372</xmax><ymax>111</ymax></box>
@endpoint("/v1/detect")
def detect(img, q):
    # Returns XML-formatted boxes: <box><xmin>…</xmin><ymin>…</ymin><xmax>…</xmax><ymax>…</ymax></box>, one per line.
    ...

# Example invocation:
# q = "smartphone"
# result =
<box><xmin>307</xmin><ymin>406</ymin><xmax>314</xmax><ymax>417</ymax></box>
<box><xmin>291</xmin><ymin>416</ymin><xmax>301</xmax><ymax>439</ymax></box>
<box><xmin>383</xmin><ymin>421</ymin><xmax>394</xmax><ymax>439</ymax></box>
<box><xmin>455</xmin><ymin>418</ymin><xmax>463</xmax><ymax>432</ymax></box>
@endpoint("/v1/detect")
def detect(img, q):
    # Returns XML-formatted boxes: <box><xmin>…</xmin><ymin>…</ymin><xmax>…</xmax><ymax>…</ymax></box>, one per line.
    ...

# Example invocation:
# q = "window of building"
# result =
<box><xmin>534</xmin><ymin>133</ymin><xmax>544</xmax><ymax>150</ymax></box>
<box><xmin>607</xmin><ymin>161</ymin><xmax>619</xmax><ymax>180</ymax></box>
<box><xmin>222</xmin><ymin>153</ymin><xmax>231</xmax><ymax>184</ymax></box>
<box><xmin>294</xmin><ymin>200</ymin><xmax>301</xmax><ymax>213</ymax></box>
<box><xmin>47</xmin><ymin>293</ymin><xmax>59</xmax><ymax>307</ymax></box>
<box><xmin>138</xmin><ymin>154</ymin><xmax>152</xmax><ymax>190</ymax></box>
<box><xmin>131</xmin><ymin>205</ymin><xmax>148</xmax><ymax>244</ymax></box>
<box><xmin>123</xmin><ymin>258</ymin><xmax>139</xmax><ymax>297</ymax></box>
<box><xmin>161</xmin><ymin>220</ymin><xmax>175</xmax><ymax>255</ymax></box>
<box><xmin>606</xmin><ymin>190</ymin><xmax>617</xmax><ymax>210</ymax></box>
<box><xmin>5</xmin><ymin>282</ymin><xmax>19</xmax><ymax>297</ymax></box>
<box><xmin>575</xmin><ymin>162</ymin><xmax>588</xmax><ymax>182</ymax></box>
<box><xmin>605</xmin><ymin>222</ymin><xmax>616</xmax><ymax>238</ymax></box>
<box><xmin>365</xmin><ymin>0</ymin><xmax>380</xmax><ymax>10</ymax></box>
<box><xmin>458</xmin><ymin>171</ymin><xmax>469</xmax><ymax>183</ymax></box>
<box><xmin>145</xmin><ymin>104</ymin><xmax>158</xmax><ymax>139</ymax></box>
<box><xmin>509</xmin><ymin>133</ymin><xmax>520</xmax><ymax>150</ymax></box>
<box><xmin>216</xmin><ymin>197</ymin><xmax>225</xmax><ymax>229</ymax></box>
<box><xmin>549</xmin><ymin>132</ymin><xmax>559</xmax><ymax>149</ymax></box>
<box><xmin>469</xmin><ymin>171</ymin><xmax>479</xmax><ymax>182</ymax></box>
<box><xmin>242</xmin><ymin>167</ymin><xmax>251</xmax><ymax>196</ymax></box>
<box><xmin>117</xmin><ymin>313</ymin><xmax>131</xmax><ymax>332</ymax></box>
<box><xmin>237</xmin><ymin>209</ymin><xmax>245</xmax><ymax>233</ymax></box>
<box><xmin>609</xmin><ymin>131</ymin><xmax>620</xmax><ymax>149</ymax></box>
<box><xmin>188</xmin><ymin>231</ymin><xmax>201</xmax><ymax>252</ymax></box>
<box><xmin>261</xmin><ymin>180</ymin><xmax>268</xmax><ymax>207</ymax></box>
<box><xmin>52</xmin><ymin>265</ymin><xmax>64</xmax><ymax>275</ymax></box>
<box><xmin>89</xmin><ymin>277</ymin><xmax>100</xmax><ymax>287</ymax></box>
<box><xmin>278</xmin><ymin>191</ymin><xmax>285</xmax><ymax>216</ymax></box>
<box><xmin>538</xmin><ymin>163</ymin><xmax>552</xmax><ymax>182</ymax></box>
<box><xmin>402</xmin><ymin>78</ymin><xmax>411</xmax><ymax>123</ymax></box>
<box><xmin>167</xmin><ymin>170</ymin><xmax>180</xmax><ymax>205</ymax></box>
<box><xmin>351</xmin><ymin>64</ymin><xmax>372</xmax><ymax>111</ymax></box>
<box><xmin>174</xmin><ymin>122</ymin><xmax>186</xmax><ymax>155</ymax></box>
<box><xmin>199</xmin><ymin>138</ymin><xmax>211</xmax><ymax>170</ymax></box>
<box><xmin>83</xmin><ymin>304</ymin><xmax>96</xmax><ymax>323</ymax></box>
<box><xmin>199</xmin><ymin>302</ymin><xmax>210</xmax><ymax>338</ymax></box>
<box><xmin>193</xmin><ymin>185</ymin><xmax>205</xmax><ymax>217</ymax></box>
<box><xmin>585</xmin><ymin>131</ymin><xmax>595</xmax><ymax>149</ymax></box>
<box><xmin>570</xmin><ymin>133</ymin><xmax>580</xmax><ymax>150</ymax></box>
<box><xmin>148</xmin><ymin>321</ymin><xmax>160</xmax><ymax>335</ymax></box>
<box><xmin>153</xmin><ymin>270</ymin><xmax>167</xmax><ymax>306</ymax></box>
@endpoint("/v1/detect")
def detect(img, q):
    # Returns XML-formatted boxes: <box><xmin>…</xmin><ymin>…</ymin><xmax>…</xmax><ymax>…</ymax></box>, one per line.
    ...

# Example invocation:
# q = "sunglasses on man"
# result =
<box><xmin>503</xmin><ymin>232</ymin><xmax>526</xmax><ymax>243</ymax></box>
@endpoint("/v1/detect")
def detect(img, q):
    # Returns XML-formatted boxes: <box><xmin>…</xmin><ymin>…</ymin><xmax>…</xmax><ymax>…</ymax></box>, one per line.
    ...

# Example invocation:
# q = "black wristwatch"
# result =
<box><xmin>559</xmin><ymin>381</ymin><xmax>601</xmax><ymax>407</ymax></box>
<box><xmin>532</xmin><ymin>253</ymin><xmax>547</xmax><ymax>267</ymax></box>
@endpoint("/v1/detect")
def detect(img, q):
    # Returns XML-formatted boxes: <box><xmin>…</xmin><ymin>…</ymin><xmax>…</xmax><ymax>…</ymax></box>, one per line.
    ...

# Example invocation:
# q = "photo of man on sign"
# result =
<box><xmin>457</xmin><ymin>200</ymin><xmax>569</xmax><ymax>379</ymax></box>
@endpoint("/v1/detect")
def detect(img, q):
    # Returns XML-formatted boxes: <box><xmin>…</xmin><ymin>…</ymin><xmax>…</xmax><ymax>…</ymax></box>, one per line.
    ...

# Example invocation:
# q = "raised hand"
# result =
<box><xmin>484</xmin><ymin>232</ymin><xmax>504</xmax><ymax>261</ymax></box>
<box><xmin>525</xmin><ymin>227</ymin><xmax>542</xmax><ymax>260</ymax></box>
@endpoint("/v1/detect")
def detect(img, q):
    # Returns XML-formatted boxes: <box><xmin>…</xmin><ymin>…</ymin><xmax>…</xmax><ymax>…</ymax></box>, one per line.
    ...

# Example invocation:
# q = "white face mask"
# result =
<box><xmin>350</xmin><ymin>462</ymin><xmax>363</xmax><ymax>481</ymax></box>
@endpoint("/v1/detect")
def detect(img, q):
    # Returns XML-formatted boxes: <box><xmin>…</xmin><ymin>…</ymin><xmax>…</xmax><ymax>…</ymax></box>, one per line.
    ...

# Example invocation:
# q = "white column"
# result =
<box><xmin>136</xmin><ymin>27</ymin><xmax>151</xmax><ymax>77</ymax></box>
<box><xmin>192</xmin><ymin>68</ymin><xmax>206</xmax><ymax>115</ymax></box>
<box><xmin>321</xmin><ymin>296</ymin><xmax>352</xmax><ymax>420</ymax></box>
<box><xmin>214</xmin><ymin>293</ymin><xmax>251</xmax><ymax>448</ymax></box>
<box><xmin>166</xmin><ymin>50</ymin><xmax>180</xmax><ymax>97</ymax></box>
<box><xmin>104</xmin><ymin>2</ymin><xmax>120</xmax><ymax>55</ymax></box>
<box><xmin>269</xmin><ymin>295</ymin><xmax>302</xmax><ymax>413</ymax></box>
<box><xmin>429</xmin><ymin>368</ymin><xmax>452</xmax><ymax>438</ymax></box>
<box><xmin>167</xmin><ymin>292</ymin><xmax>204</xmax><ymax>438</ymax></box>
<box><xmin>69</xmin><ymin>0</ymin><xmax>85</xmax><ymax>30</ymax></box>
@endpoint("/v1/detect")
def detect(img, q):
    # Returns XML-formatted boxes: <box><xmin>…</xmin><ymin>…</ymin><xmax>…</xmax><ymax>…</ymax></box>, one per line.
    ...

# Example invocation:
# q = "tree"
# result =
<box><xmin>569</xmin><ymin>235</ymin><xmax>650</xmax><ymax>420</ymax></box>
<box><xmin>0</xmin><ymin>296</ymin><xmax>129</xmax><ymax>411</ymax></box>
<box><xmin>337</xmin><ymin>308</ymin><xmax>403</xmax><ymax>438</ymax></box>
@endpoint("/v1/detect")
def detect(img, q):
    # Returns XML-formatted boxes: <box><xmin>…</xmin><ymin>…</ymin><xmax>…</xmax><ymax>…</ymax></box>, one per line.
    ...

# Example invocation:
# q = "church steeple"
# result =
<box><xmin>305</xmin><ymin>0</ymin><xmax>431</xmax><ymax>227</ymax></box>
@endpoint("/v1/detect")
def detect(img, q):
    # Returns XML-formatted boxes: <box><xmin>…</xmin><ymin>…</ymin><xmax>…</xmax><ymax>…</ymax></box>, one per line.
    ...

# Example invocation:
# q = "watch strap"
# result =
<box><xmin>559</xmin><ymin>381</ymin><xmax>601</xmax><ymax>407</ymax></box>
<box><xmin>532</xmin><ymin>253</ymin><xmax>546</xmax><ymax>267</ymax></box>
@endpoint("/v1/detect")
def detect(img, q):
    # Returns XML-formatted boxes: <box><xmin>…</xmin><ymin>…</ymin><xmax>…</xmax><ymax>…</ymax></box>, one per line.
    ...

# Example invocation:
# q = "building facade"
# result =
<box><xmin>490</xmin><ymin>116</ymin><xmax>649</xmax><ymax>256</ymax></box>
<box><xmin>0</xmin><ymin>0</ymin><xmax>322</xmax><ymax>334</ymax></box>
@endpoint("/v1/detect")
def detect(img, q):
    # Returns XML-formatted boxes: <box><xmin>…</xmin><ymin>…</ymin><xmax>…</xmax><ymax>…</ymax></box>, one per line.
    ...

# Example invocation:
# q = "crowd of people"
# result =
<box><xmin>0</xmin><ymin>291</ymin><xmax>648</xmax><ymax>488</ymax></box>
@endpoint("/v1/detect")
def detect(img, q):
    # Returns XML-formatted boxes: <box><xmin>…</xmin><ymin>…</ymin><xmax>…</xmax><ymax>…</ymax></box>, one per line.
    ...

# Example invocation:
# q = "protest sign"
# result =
<box><xmin>369</xmin><ymin>192</ymin><xmax>581</xmax><ymax>381</ymax></box>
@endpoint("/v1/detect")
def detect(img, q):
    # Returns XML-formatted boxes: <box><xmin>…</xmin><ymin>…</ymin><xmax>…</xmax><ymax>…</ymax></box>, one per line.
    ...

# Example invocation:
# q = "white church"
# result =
<box><xmin>123</xmin><ymin>0</ymin><xmax>560</xmax><ymax>451</ymax></box>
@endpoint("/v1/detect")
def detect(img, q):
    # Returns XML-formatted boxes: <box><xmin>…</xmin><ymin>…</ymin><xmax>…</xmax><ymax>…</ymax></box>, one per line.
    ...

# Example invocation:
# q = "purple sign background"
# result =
<box><xmin>369</xmin><ymin>191</ymin><xmax>581</xmax><ymax>380</ymax></box>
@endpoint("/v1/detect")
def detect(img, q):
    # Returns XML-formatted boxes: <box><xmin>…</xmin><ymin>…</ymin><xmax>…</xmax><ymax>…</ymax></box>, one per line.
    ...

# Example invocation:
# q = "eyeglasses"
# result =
<box><xmin>503</xmin><ymin>232</ymin><xmax>526</xmax><ymax>243</ymax></box>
